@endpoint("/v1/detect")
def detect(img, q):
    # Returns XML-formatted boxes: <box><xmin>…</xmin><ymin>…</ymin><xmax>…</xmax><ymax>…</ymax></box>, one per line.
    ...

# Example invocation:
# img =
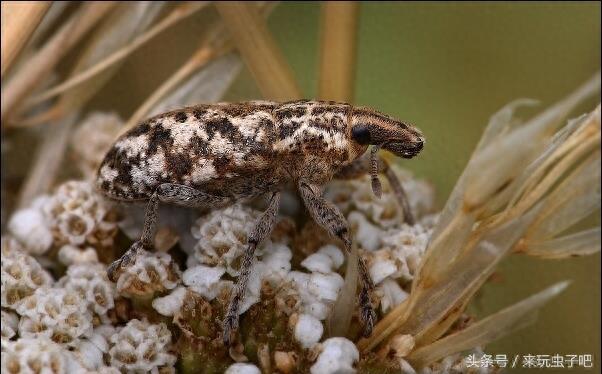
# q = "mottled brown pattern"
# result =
<box><xmin>96</xmin><ymin>100</ymin><xmax>423</xmax><ymax>203</ymax></box>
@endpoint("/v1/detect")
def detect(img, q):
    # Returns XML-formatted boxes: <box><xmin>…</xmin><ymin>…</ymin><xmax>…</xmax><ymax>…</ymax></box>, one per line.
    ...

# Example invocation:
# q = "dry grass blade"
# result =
<box><xmin>524</xmin><ymin>150</ymin><xmax>600</xmax><ymax>241</ymax></box>
<box><xmin>410</xmin><ymin>211</ymin><xmax>475</xmax><ymax>287</ymax></box>
<box><xmin>58</xmin><ymin>2</ymin><xmax>166</xmax><ymax>113</ymax></box>
<box><xmin>215</xmin><ymin>2</ymin><xmax>302</xmax><ymax>101</ymax></box>
<box><xmin>483</xmin><ymin>111</ymin><xmax>587</xmax><ymax>218</ymax></box>
<box><xmin>1</xmin><ymin>1</ymin><xmax>52</xmax><ymax>78</ymax></box>
<box><xmin>318</xmin><ymin>1</ymin><xmax>360</xmax><ymax>102</ymax></box>
<box><xmin>25</xmin><ymin>1</ymin><xmax>71</xmax><ymax>48</ymax></box>
<box><xmin>462</xmin><ymin>73</ymin><xmax>600</xmax><ymax>214</ymax></box>
<box><xmin>16</xmin><ymin>114</ymin><xmax>77</xmax><ymax>208</ymax></box>
<box><xmin>148</xmin><ymin>53</ymin><xmax>242</xmax><ymax>117</ymax></box>
<box><xmin>476</xmin><ymin>98</ymin><xmax>539</xmax><ymax>152</ymax></box>
<box><xmin>23</xmin><ymin>2</ymin><xmax>209</xmax><ymax>110</ymax></box>
<box><xmin>327</xmin><ymin>242</ymin><xmax>359</xmax><ymax>338</ymax></box>
<box><xmin>497</xmin><ymin>119</ymin><xmax>601</xmax><ymax>232</ymax></box>
<box><xmin>403</xmin><ymin>89</ymin><xmax>597</xmax><ymax>347</ymax></box>
<box><xmin>123</xmin><ymin>46</ymin><xmax>217</xmax><ymax>131</ymax></box>
<box><xmin>119</xmin><ymin>23</ymin><xmax>231</xmax><ymax>136</ymax></box>
<box><xmin>428</xmin><ymin>99</ymin><xmax>539</xmax><ymax>249</ymax></box>
<box><xmin>119</xmin><ymin>2</ymin><xmax>276</xmax><ymax>137</ymax></box>
<box><xmin>522</xmin><ymin>228</ymin><xmax>601</xmax><ymax>259</ymax></box>
<box><xmin>17</xmin><ymin>3</ymin><xmax>165</xmax><ymax>204</ymax></box>
<box><xmin>1</xmin><ymin>2</ymin><xmax>117</xmax><ymax>123</ymax></box>
<box><xmin>414</xmin><ymin>74</ymin><xmax>600</xmax><ymax>290</ymax></box>
<box><xmin>407</xmin><ymin>281</ymin><xmax>570</xmax><ymax>368</ymax></box>
<box><xmin>359</xmin><ymin>74</ymin><xmax>600</xmax><ymax>354</ymax></box>
<box><xmin>397</xmin><ymin>208</ymin><xmax>538</xmax><ymax>341</ymax></box>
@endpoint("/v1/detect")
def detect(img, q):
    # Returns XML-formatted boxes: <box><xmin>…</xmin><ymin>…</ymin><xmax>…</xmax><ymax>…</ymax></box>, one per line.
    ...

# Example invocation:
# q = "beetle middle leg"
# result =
<box><xmin>335</xmin><ymin>153</ymin><xmax>415</xmax><ymax>225</ymax></box>
<box><xmin>107</xmin><ymin>183</ymin><xmax>229</xmax><ymax>282</ymax></box>
<box><xmin>298</xmin><ymin>180</ymin><xmax>376</xmax><ymax>337</ymax></box>
<box><xmin>223</xmin><ymin>191</ymin><xmax>281</xmax><ymax>346</ymax></box>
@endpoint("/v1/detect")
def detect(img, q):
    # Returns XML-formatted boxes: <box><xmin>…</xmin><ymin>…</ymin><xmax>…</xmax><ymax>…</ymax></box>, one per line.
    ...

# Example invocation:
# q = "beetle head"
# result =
<box><xmin>351</xmin><ymin>107</ymin><xmax>424</xmax><ymax>159</ymax></box>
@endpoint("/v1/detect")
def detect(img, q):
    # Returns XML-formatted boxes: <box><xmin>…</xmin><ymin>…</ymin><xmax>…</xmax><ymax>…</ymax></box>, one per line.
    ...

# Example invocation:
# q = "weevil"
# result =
<box><xmin>96</xmin><ymin>100</ymin><xmax>424</xmax><ymax>345</ymax></box>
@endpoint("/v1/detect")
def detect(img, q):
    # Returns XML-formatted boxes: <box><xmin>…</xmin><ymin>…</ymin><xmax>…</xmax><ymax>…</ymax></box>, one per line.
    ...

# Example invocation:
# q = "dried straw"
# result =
<box><xmin>1</xmin><ymin>1</ymin><xmax>51</xmax><ymax>78</ymax></box>
<box><xmin>17</xmin><ymin>114</ymin><xmax>78</xmax><ymax>207</ymax></box>
<box><xmin>16</xmin><ymin>3</ymin><xmax>165</xmax><ymax>205</ymax></box>
<box><xmin>407</xmin><ymin>281</ymin><xmax>570</xmax><ymax>367</ymax></box>
<box><xmin>118</xmin><ymin>2</ymin><xmax>277</xmax><ymax>137</ymax></box>
<box><xmin>318</xmin><ymin>2</ymin><xmax>360</xmax><ymax>102</ymax></box>
<box><xmin>119</xmin><ymin>23</ymin><xmax>231</xmax><ymax>136</ymax></box>
<box><xmin>23</xmin><ymin>2</ymin><xmax>209</xmax><ymax>111</ymax></box>
<box><xmin>1</xmin><ymin>2</ymin><xmax>117</xmax><ymax>123</ymax></box>
<box><xmin>147</xmin><ymin>53</ymin><xmax>243</xmax><ymax>117</ymax></box>
<box><xmin>358</xmin><ymin>73</ymin><xmax>601</xmax><ymax>353</ymax></box>
<box><xmin>215</xmin><ymin>2</ymin><xmax>302</xmax><ymax>101</ymax></box>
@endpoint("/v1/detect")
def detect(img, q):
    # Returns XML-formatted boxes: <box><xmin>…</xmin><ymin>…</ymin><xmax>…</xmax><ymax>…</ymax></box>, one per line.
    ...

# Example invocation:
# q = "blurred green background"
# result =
<box><xmin>93</xmin><ymin>2</ymin><xmax>600</xmax><ymax>372</ymax></box>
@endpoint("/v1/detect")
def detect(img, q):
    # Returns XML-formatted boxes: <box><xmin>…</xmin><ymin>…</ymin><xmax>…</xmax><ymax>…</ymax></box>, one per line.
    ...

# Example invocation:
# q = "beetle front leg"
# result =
<box><xmin>298</xmin><ymin>180</ymin><xmax>376</xmax><ymax>337</ymax></box>
<box><xmin>335</xmin><ymin>154</ymin><xmax>415</xmax><ymax>225</ymax></box>
<box><xmin>107</xmin><ymin>183</ymin><xmax>229</xmax><ymax>282</ymax></box>
<box><xmin>223</xmin><ymin>191</ymin><xmax>281</xmax><ymax>346</ymax></box>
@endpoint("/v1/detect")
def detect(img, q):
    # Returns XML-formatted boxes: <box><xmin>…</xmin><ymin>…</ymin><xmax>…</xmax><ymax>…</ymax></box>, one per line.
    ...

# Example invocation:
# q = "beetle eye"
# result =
<box><xmin>352</xmin><ymin>125</ymin><xmax>371</xmax><ymax>145</ymax></box>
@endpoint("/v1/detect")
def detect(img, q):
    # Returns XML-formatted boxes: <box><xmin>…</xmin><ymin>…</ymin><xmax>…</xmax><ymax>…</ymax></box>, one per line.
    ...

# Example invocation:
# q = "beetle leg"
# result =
<box><xmin>107</xmin><ymin>183</ymin><xmax>229</xmax><ymax>282</ymax></box>
<box><xmin>298</xmin><ymin>180</ymin><xmax>376</xmax><ymax>337</ymax></box>
<box><xmin>335</xmin><ymin>154</ymin><xmax>415</xmax><ymax>225</ymax></box>
<box><xmin>223</xmin><ymin>191</ymin><xmax>281</xmax><ymax>346</ymax></box>
<box><xmin>107</xmin><ymin>192</ymin><xmax>158</xmax><ymax>282</ymax></box>
<box><xmin>382</xmin><ymin>162</ymin><xmax>415</xmax><ymax>225</ymax></box>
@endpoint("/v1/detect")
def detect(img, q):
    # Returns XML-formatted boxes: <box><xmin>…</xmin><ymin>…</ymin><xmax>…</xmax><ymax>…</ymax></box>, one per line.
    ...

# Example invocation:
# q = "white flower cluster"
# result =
<box><xmin>1</xmin><ymin>320</ymin><xmax>175</xmax><ymax>374</ymax></box>
<box><xmin>6</xmin><ymin>197</ymin><xmax>53</xmax><ymax>255</ymax></box>
<box><xmin>70</xmin><ymin>325</ymin><xmax>117</xmax><ymax>371</ymax></box>
<box><xmin>180</xmin><ymin>245</ymin><xmax>343</xmax><ymax>351</ymax></box>
<box><xmin>325</xmin><ymin>166</ymin><xmax>437</xmax><ymax>317</ymax></box>
<box><xmin>15</xmin><ymin>286</ymin><xmax>93</xmax><ymax>346</ymax></box>
<box><xmin>44</xmin><ymin>181</ymin><xmax>118</xmax><ymax>248</ymax></box>
<box><xmin>369</xmin><ymin>222</ymin><xmax>433</xmax><ymax>285</ymax></box>
<box><xmin>71</xmin><ymin>112</ymin><xmax>124</xmax><ymax>180</ymax></box>
<box><xmin>1</xmin><ymin>337</ymin><xmax>81</xmax><ymax>374</ymax></box>
<box><xmin>115</xmin><ymin>250</ymin><xmax>181</xmax><ymax>298</ymax></box>
<box><xmin>292</xmin><ymin>313</ymin><xmax>323</xmax><ymax>349</ymax></box>
<box><xmin>289</xmin><ymin>246</ymin><xmax>345</xmax><ymax>321</ymax></box>
<box><xmin>2</xmin><ymin>161</ymin><xmax>496</xmax><ymax>373</ymax></box>
<box><xmin>1</xmin><ymin>310</ymin><xmax>19</xmax><ymax>343</ymax></box>
<box><xmin>1</xmin><ymin>238</ymin><xmax>53</xmax><ymax>309</ymax></box>
<box><xmin>57</xmin><ymin>263</ymin><xmax>115</xmax><ymax>320</ymax></box>
<box><xmin>180</xmin><ymin>204</ymin><xmax>298</xmax><ymax>314</ymax></box>
<box><xmin>0</xmin><ymin>234</ymin><xmax>182</xmax><ymax>372</ymax></box>
<box><xmin>188</xmin><ymin>204</ymin><xmax>264</xmax><ymax>272</ymax></box>
<box><xmin>108</xmin><ymin>319</ymin><xmax>176</xmax><ymax>373</ymax></box>
<box><xmin>311</xmin><ymin>337</ymin><xmax>360</xmax><ymax>374</ymax></box>
<box><xmin>326</xmin><ymin>167</ymin><xmax>435</xmax><ymax>267</ymax></box>
<box><xmin>7</xmin><ymin>181</ymin><xmax>119</xmax><ymax>261</ymax></box>
<box><xmin>367</xmin><ymin>219</ymin><xmax>435</xmax><ymax>313</ymax></box>
<box><xmin>182</xmin><ymin>265</ymin><xmax>231</xmax><ymax>304</ymax></box>
<box><xmin>155</xmin><ymin>205</ymin><xmax>349</xmax><ymax>350</ymax></box>
<box><xmin>182</xmin><ymin>242</ymin><xmax>293</xmax><ymax>315</ymax></box>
